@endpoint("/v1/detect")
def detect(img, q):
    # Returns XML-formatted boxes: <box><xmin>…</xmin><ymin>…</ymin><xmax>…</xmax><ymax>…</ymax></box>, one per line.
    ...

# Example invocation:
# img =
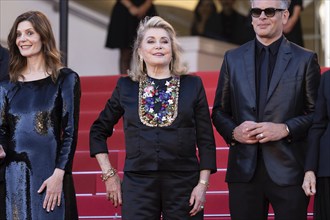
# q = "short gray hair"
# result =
<box><xmin>250</xmin><ymin>0</ymin><xmax>291</xmax><ymax>9</ymax></box>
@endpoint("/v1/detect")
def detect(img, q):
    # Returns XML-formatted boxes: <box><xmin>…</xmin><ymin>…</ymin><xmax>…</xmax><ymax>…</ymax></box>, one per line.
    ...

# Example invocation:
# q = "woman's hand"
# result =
<box><xmin>95</xmin><ymin>153</ymin><xmax>122</xmax><ymax>207</ymax></box>
<box><xmin>189</xmin><ymin>182</ymin><xmax>207</xmax><ymax>216</ymax></box>
<box><xmin>105</xmin><ymin>174</ymin><xmax>122</xmax><ymax>207</ymax></box>
<box><xmin>302</xmin><ymin>171</ymin><xmax>316</xmax><ymax>196</ymax></box>
<box><xmin>38</xmin><ymin>168</ymin><xmax>65</xmax><ymax>212</ymax></box>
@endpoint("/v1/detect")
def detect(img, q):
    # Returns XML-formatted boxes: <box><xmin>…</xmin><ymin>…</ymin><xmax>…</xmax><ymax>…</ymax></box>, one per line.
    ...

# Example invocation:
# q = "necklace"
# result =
<box><xmin>139</xmin><ymin>76</ymin><xmax>180</xmax><ymax>127</ymax></box>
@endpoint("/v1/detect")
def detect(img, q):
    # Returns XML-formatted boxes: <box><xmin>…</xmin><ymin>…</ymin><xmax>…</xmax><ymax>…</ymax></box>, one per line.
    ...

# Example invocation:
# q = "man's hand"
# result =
<box><xmin>248</xmin><ymin>122</ymin><xmax>289</xmax><ymax>143</ymax></box>
<box><xmin>233</xmin><ymin>121</ymin><xmax>259</xmax><ymax>144</ymax></box>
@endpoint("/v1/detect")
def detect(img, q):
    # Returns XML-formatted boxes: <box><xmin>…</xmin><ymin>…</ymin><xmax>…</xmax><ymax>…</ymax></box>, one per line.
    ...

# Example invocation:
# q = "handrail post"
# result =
<box><xmin>59</xmin><ymin>0</ymin><xmax>68</xmax><ymax>66</ymax></box>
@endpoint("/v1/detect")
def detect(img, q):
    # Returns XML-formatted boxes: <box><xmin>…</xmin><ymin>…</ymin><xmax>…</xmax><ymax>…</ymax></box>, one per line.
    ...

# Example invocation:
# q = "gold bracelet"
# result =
<box><xmin>101</xmin><ymin>167</ymin><xmax>117</xmax><ymax>182</ymax></box>
<box><xmin>199</xmin><ymin>179</ymin><xmax>209</xmax><ymax>188</ymax></box>
<box><xmin>231</xmin><ymin>128</ymin><xmax>237</xmax><ymax>146</ymax></box>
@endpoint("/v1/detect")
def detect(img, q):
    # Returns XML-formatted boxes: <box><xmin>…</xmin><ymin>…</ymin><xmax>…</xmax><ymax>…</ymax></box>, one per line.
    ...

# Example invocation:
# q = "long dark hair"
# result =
<box><xmin>7</xmin><ymin>11</ymin><xmax>62</xmax><ymax>82</ymax></box>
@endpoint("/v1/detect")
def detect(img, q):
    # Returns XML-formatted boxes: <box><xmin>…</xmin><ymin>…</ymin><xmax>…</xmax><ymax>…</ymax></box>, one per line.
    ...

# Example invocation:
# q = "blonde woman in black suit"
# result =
<box><xmin>90</xmin><ymin>16</ymin><xmax>216</xmax><ymax>220</ymax></box>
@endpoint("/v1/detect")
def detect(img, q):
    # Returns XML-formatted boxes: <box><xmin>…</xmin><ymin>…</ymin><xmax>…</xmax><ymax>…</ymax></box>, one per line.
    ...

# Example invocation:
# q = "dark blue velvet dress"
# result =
<box><xmin>0</xmin><ymin>68</ymin><xmax>81</xmax><ymax>220</ymax></box>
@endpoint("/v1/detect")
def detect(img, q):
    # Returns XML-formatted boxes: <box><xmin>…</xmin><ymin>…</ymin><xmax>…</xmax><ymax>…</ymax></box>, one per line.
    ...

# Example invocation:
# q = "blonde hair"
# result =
<box><xmin>128</xmin><ymin>16</ymin><xmax>187</xmax><ymax>82</ymax></box>
<box><xmin>7</xmin><ymin>11</ymin><xmax>62</xmax><ymax>82</ymax></box>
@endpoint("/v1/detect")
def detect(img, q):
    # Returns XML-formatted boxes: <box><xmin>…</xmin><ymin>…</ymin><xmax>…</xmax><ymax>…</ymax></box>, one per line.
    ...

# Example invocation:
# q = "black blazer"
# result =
<box><xmin>305</xmin><ymin>70</ymin><xmax>330</xmax><ymax>177</ymax></box>
<box><xmin>90</xmin><ymin>75</ymin><xmax>217</xmax><ymax>173</ymax></box>
<box><xmin>212</xmin><ymin>37</ymin><xmax>320</xmax><ymax>186</ymax></box>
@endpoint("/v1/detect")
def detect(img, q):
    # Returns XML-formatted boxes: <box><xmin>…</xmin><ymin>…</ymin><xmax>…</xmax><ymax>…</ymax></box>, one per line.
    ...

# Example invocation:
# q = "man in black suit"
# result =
<box><xmin>0</xmin><ymin>43</ymin><xmax>9</xmax><ymax>220</ymax></box>
<box><xmin>212</xmin><ymin>0</ymin><xmax>320</xmax><ymax>219</ymax></box>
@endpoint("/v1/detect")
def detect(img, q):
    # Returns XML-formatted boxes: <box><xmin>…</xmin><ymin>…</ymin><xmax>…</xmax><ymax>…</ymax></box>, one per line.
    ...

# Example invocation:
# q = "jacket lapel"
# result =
<box><xmin>244</xmin><ymin>41</ymin><xmax>257</xmax><ymax>104</ymax></box>
<box><xmin>266</xmin><ymin>38</ymin><xmax>292</xmax><ymax>101</ymax></box>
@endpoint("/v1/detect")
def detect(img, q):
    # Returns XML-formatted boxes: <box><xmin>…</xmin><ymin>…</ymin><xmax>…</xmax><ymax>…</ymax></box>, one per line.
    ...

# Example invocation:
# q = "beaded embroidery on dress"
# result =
<box><xmin>139</xmin><ymin>76</ymin><xmax>180</xmax><ymax>127</ymax></box>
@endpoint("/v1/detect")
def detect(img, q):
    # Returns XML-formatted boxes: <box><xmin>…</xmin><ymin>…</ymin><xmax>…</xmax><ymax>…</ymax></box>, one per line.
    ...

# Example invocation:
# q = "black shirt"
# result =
<box><xmin>255</xmin><ymin>36</ymin><xmax>283</xmax><ymax>97</ymax></box>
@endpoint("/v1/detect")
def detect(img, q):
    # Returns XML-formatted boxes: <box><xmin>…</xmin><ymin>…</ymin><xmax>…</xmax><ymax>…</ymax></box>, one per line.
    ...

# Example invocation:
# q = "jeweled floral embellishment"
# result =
<box><xmin>139</xmin><ymin>76</ymin><xmax>180</xmax><ymax>127</ymax></box>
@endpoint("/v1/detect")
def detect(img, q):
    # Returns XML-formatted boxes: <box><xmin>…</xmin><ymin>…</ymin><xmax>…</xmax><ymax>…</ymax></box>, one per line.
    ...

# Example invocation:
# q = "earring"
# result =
<box><xmin>139</xmin><ymin>56</ymin><xmax>144</xmax><ymax>72</ymax></box>
<box><xmin>169</xmin><ymin>59</ymin><xmax>173</xmax><ymax>72</ymax></box>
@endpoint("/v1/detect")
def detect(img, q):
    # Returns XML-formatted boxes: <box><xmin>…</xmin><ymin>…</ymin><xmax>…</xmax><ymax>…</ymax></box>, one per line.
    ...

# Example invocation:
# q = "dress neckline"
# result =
<box><xmin>147</xmin><ymin>75</ymin><xmax>172</xmax><ymax>81</ymax></box>
<box><xmin>18</xmin><ymin>75</ymin><xmax>51</xmax><ymax>83</ymax></box>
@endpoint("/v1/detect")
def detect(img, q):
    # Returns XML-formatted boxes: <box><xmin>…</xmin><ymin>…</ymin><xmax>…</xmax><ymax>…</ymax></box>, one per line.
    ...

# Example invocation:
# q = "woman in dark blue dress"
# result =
<box><xmin>0</xmin><ymin>11</ymin><xmax>81</xmax><ymax>220</ymax></box>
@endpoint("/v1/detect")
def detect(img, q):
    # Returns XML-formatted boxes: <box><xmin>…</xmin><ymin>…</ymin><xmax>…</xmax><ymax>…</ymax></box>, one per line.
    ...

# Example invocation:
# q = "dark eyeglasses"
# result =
<box><xmin>250</xmin><ymin>8</ymin><xmax>285</xmax><ymax>18</ymax></box>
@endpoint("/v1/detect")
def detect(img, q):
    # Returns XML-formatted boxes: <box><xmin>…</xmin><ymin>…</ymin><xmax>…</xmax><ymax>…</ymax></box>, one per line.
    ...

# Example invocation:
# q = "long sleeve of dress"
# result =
<box><xmin>57</xmin><ymin>69</ymin><xmax>81</xmax><ymax>171</ymax></box>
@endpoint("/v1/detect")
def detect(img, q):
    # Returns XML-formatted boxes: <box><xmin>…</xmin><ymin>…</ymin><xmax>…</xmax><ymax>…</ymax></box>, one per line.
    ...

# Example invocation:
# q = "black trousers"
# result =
<box><xmin>314</xmin><ymin>177</ymin><xmax>330</xmax><ymax>220</ymax></box>
<box><xmin>121</xmin><ymin>171</ymin><xmax>203</xmax><ymax>220</ymax></box>
<box><xmin>228</xmin><ymin>156</ymin><xmax>309</xmax><ymax>220</ymax></box>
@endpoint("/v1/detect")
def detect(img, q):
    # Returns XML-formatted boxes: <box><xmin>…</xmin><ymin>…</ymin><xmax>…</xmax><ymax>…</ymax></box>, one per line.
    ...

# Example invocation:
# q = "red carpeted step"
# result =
<box><xmin>216</xmin><ymin>147</ymin><xmax>229</xmax><ymax>169</ymax></box>
<box><xmin>73</xmin><ymin>150</ymin><xmax>119</xmax><ymax>172</ymax></box>
<box><xmin>204</xmin><ymin>218</ymin><xmax>231</xmax><ymax>220</ymax></box>
<box><xmin>80</xmin><ymin>75</ymin><xmax>121</xmax><ymax>93</ymax></box>
<box><xmin>80</xmin><ymin>91</ymin><xmax>113</xmax><ymax>112</ymax></box>
<box><xmin>73</xmin><ymin>151</ymin><xmax>101</xmax><ymax>172</ymax></box>
<box><xmin>77</xmin><ymin>129</ymin><xmax>125</xmax><ymax>151</ymax></box>
<box><xmin>205</xmin><ymin>87</ymin><xmax>216</xmax><ymax>106</ymax></box>
<box><xmin>209</xmin><ymin>169</ymin><xmax>227</xmax><ymax>191</ymax></box>
<box><xmin>79</xmin><ymin>111</ymin><xmax>123</xmax><ymax>131</ymax></box>
<box><xmin>321</xmin><ymin>67</ymin><xmax>330</xmax><ymax>73</ymax></box>
<box><xmin>77</xmin><ymin>194</ymin><xmax>122</xmax><ymax>216</ymax></box>
<box><xmin>77</xmin><ymin>193</ymin><xmax>314</xmax><ymax>219</ymax></box>
<box><xmin>79</xmin><ymin>111</ymin><xmax>99</xmax><ymax>131</ymax></box>
<box><xmin>308</xmin><ymin>196</ymin><xmax>315</xmax><ymax>213</ymax></box>
<box><xmin>193</xmin><ymin>71</ymin><xmax>219</xmax><ymax>89</ymax></box>
<box><xmin>204</xmin><ymin>193</ymin><xmax>230</xmax><ymax>214</ymax></box>
<box><xmin>73</xmin><ymin>173</ymin><xmax>97</xmax><ymax>195</ymax></box>
<box><xmin>76</xmin><ymin>192</ymin><xmax>229</xmax><ymax>217</ymax></box>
